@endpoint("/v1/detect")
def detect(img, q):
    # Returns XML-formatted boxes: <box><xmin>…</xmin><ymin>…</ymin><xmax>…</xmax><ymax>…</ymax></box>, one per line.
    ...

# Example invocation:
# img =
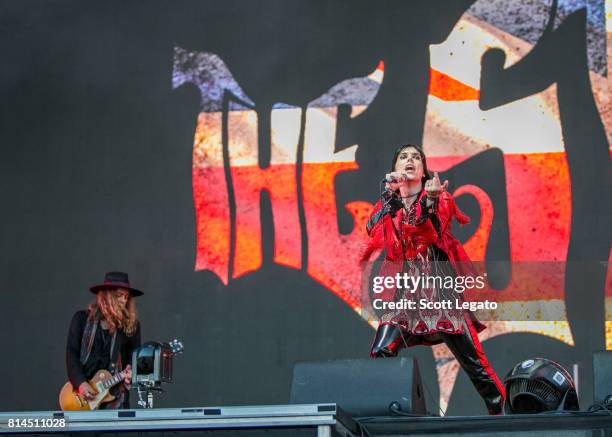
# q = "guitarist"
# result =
<box><xmin>65</xmin><ymin>271</ymin><xmax>143</xmax><ymax>409</ymax></box>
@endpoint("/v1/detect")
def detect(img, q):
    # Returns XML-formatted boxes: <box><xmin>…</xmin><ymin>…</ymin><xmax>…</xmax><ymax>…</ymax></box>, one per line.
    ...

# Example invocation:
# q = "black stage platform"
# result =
<box><xmin>1</xmin><ymin>404</ymin><xmax>612</xmax><ymax>436</ymax></box>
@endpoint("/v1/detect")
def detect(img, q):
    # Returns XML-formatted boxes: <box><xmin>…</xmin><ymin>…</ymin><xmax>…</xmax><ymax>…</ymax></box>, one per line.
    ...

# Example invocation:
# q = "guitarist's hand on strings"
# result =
<box><xmin>123</xmin><ymin>364</ymin><xmax>132</xmax><ymax>385</ymax></box>
<box><xmin>78</xmin><ymin>382</ymin><xmax>97</xmax><ymax>400</ymax></box>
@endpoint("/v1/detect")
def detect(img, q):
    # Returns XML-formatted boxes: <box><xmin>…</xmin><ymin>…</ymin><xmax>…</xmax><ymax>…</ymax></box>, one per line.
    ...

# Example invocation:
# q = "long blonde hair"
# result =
<box><xmin>88</xmin><ymin>289</ymin><xmax>138</xmax><ymax>336</ymax></box>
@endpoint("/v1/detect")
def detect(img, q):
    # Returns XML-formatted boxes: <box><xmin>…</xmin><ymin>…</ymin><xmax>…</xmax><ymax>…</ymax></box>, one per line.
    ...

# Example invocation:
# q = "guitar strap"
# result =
<box><xmin>79</xmin><ymin>317</ymin><xmax>97</xmax><ymax>365</ymax></box>
<box><xmin>109</xmin><ymin>331</ymin><xmax>118</xmax><ymax>366</ymax></box>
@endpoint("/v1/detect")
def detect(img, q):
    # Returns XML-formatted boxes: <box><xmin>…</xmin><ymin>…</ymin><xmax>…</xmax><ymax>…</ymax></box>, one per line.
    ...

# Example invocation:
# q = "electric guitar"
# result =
<box><xmin>59</xmin><ymin>339</ymin><xmax>184</xmax><ymax>411</ymax></box>
<box><xmin>59</xmin><ymin>368</ymin><xmax>128</xmax><ymax>411</ymax></box>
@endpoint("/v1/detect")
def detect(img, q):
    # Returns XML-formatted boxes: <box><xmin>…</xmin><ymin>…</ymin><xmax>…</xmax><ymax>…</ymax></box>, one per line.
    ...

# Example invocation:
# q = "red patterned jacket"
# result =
<box><xmin>361</xmin><ymin>189</ymin><xmax>486</xmax><ymax>334</ymax></box>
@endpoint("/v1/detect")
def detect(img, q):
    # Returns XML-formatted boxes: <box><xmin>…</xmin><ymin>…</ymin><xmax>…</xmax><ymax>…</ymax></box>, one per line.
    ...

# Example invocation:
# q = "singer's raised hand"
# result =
<box><xmin>424</xmin><ymin>172</ymin><xmax>448</xmax><ymax>198</ymax></box>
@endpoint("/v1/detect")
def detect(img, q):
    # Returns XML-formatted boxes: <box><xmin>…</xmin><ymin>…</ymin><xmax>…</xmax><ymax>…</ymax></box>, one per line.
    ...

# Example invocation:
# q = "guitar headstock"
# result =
<box><xmin>167</xmin><ymin>339</ymin><xmax>184</xmax><ymax>355</ymax></box>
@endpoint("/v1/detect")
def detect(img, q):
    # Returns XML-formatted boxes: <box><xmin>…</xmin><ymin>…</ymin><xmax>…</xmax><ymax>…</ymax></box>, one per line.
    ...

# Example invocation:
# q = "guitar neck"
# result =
<box><xmin>99</xmin><ymin>370</ymin><xmax>126</xmax><ymax>391</ymax></box>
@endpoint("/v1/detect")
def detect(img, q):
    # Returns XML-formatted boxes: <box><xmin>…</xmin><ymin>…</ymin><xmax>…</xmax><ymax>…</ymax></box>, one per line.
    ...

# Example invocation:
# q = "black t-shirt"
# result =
<box><xmin>85</xmin><ymin>326</ymin><xmax>113</xmax><ymax>378</ymax></box>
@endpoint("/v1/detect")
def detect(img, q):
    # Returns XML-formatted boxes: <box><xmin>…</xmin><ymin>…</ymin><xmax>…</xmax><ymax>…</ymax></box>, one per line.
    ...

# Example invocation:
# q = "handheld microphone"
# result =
<box><xmin>382</xmin><ymin>173</ymin><xmax>407</xmax><ymax>183</ymax></box>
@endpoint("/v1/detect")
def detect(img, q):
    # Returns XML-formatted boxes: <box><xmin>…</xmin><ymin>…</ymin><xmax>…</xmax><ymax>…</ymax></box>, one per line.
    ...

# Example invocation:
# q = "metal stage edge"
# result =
<box><xmin>0</xmin><ymin>403</ymin><xmax>355</xmax><ymax>436</ymax></box>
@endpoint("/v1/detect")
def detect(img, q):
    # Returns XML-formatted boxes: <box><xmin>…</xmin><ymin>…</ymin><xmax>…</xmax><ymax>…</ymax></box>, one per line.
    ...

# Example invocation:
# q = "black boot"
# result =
<box><xmin>370</xmin><ymin>323</ymin><xmax>405</xmax><ymax>357</ymax></box>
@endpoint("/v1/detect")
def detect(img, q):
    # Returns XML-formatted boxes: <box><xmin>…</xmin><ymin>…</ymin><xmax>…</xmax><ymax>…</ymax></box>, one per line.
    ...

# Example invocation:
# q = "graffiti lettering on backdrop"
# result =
<box><xmin>170</xmin><ymin>44</ymin><xmax>597</xmax><ymax>323</ymax></box>
<box><xmin>171</xmin><ymin>46</ymin><xmax>587</xmax><ymax>338</ymax></box>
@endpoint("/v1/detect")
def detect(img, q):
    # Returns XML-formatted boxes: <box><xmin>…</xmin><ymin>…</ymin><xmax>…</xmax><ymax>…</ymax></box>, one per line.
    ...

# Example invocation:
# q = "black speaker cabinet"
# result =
<box><xmin>593</xmin><ymin>351</ymin><xmax>612</xmax><ymax>403</ymax></box>
<box><xmin>290</xmin><ymin>357</ymin><xmax>426</xmax><ymax>417</ymax></box>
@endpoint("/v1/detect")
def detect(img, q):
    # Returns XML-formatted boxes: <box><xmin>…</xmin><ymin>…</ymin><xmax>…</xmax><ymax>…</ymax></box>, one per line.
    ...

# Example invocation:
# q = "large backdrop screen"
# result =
<box><xmin>0</xmin><ymin>0</ymin><xmax>609</xmax><ymax>414</ymax></box>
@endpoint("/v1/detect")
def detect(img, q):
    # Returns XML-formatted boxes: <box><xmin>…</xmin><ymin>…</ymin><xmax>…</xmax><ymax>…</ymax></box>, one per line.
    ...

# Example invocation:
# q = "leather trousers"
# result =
<box><xmin>370</xmin><ymin>322</ymin><xmax>505</xmax><ymax>415</ymax></box>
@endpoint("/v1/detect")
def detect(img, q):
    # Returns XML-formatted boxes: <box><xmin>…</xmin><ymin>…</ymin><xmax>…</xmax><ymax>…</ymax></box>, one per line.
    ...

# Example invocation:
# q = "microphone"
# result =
<box><xmin>382</xmin><ymin>173</ymin><xmax>407</xmax><ymax>183</ymax></box>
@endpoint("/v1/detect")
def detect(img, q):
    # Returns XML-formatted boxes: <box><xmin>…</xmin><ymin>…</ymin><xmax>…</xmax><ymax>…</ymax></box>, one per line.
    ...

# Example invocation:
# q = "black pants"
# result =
<box><xmin>370</xmin><ymin>321</ymin><xmax>505</xmax><ymax>415</ymax></box>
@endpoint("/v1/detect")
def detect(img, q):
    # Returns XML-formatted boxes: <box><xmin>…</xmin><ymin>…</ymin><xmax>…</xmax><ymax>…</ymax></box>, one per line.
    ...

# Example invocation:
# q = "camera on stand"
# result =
<box><xmin>131</xmin><ymin>339</ymin><xmax>184</xmax><ymax>408</ymax></box>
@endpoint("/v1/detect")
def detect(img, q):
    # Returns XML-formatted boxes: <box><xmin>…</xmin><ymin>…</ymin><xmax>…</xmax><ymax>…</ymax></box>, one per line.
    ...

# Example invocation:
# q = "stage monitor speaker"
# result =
<box><xmin>289</xmin><ymin>357</ymin><xmax>426</xmax><ymax>417</ymax></box>
<box><xmin>593</xmin><ymin>351</ymin><xmax>612</xmax><ymax>403</ymax></box>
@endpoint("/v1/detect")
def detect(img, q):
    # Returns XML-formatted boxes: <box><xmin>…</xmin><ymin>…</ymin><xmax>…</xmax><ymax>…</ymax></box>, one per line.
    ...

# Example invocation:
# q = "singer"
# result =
<box><xmin>361</xmin><ymin>144</ymin><xmax>505</xmax><ymax>415</ymax></box>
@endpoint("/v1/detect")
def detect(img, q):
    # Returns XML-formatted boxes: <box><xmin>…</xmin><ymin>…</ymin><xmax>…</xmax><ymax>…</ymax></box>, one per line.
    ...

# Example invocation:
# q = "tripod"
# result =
<box><xmin>134</xmin><ymin>382</ymin><xmax>164</xmax><ymax>408</ymax></box>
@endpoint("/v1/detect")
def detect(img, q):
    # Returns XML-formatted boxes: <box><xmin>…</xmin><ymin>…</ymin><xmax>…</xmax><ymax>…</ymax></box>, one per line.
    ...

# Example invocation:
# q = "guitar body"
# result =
<box><xmin>59</xmin><ymin>370</ymin><xmax>117</xmax><ymax>411</ymax></box>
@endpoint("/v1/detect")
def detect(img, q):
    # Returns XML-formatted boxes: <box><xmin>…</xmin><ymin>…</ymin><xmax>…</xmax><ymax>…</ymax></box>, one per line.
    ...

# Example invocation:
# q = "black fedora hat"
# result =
<box><xmin>90</xmin><ymin>271</ymin><xmax>144</xmax><ymax>296</ymax></box>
